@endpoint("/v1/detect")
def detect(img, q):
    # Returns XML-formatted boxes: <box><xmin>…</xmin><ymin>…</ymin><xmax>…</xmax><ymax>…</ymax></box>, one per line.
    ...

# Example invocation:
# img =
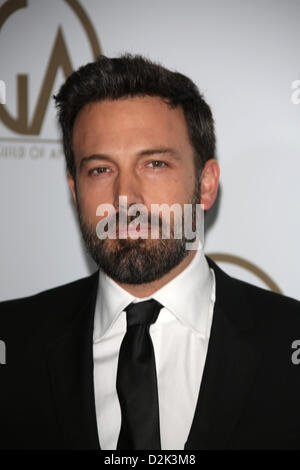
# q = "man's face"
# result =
<box><xmin>70</xmin><ymin>96</ymin><xmax>201</xmax><ymax>284</ymax></box>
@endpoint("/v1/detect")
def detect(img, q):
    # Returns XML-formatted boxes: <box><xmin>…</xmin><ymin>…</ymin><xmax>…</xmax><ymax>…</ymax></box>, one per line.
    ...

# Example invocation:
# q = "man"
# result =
<box><xmin>0</xmin><ymin>54</ymin><xmax>299</xmax><ymax>450</ymax></box>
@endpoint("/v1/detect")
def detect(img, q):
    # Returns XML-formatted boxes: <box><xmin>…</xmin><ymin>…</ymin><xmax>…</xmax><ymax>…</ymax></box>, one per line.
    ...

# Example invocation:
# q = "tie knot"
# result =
<box><xmin>124</xmin><ymin>299</ymin><xmax>163</xmax><ymax>327</ymax></box>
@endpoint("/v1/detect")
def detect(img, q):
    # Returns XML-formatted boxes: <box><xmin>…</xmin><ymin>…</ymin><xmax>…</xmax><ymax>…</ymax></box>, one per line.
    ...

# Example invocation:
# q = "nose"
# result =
<box><xmin>113</xmin><ymin>168</ymin><xmax>145</xmax><ymax>211</ymax></box>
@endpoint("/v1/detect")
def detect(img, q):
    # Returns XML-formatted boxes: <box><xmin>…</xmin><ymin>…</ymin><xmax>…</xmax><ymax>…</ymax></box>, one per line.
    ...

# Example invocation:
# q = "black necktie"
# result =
<box><xmin>116</xmin><ymin>299</ymin><xmax>163</xmax><ymax>450</ymax></box>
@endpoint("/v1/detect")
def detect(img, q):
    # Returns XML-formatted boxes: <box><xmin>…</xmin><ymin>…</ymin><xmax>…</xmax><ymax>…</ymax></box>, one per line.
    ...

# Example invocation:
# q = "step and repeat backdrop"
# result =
<box><xmin>0</xmin><ymin>0</ymin><xmax>299</xmax><ymax>301</ymax></box>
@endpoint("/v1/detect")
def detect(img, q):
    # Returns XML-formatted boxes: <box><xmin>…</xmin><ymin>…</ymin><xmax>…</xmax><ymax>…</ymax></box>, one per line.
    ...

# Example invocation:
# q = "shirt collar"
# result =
<box><xmin>93</xmin><ymin>247</ymin><xmax>215</xmax><ymax>342</ymax></box>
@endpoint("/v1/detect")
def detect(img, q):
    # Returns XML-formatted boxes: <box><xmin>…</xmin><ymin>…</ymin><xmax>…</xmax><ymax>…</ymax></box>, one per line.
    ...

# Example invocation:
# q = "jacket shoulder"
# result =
<box><xmin>0</xmin><ymin>271</ymin><xmax>99</xmax><ymax>335</ymax></box>
<box><xmin>230</xmin><ymin>270</ymin><xmax>299</xmax><ymax>311</ymax></box>
<box><xmin>206</xmin><ymin>256</ymin><xmax>300</xmax><ymax>322</ymax></box>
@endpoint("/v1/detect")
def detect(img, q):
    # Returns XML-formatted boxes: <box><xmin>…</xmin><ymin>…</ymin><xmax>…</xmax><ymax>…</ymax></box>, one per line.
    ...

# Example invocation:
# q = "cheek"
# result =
<box><xmin>76</xmin><ymin>184</ymin><xmax>103</xmax><ymax>221</ymax></box>
<box><xmin>144</xmin><ymin>188</ymin><xmax>189</xmax><ymax>209</ymax></box>
<box><xmin>155</xmin><ymin>176</ymin><xmax>194</xmax><ymax>204</ymax></box>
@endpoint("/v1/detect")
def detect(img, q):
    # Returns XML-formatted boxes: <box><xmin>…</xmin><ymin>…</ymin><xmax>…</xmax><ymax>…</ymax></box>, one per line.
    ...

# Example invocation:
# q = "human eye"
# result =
<box><xmin>147</xmin><ymin>160</ymin><xmax>168</xmax><ymax>168</ymax></box>
<box><xmin>88</xmin><ymin>167</ymin><xmax>111</xmax><ymax>177</ymax></box>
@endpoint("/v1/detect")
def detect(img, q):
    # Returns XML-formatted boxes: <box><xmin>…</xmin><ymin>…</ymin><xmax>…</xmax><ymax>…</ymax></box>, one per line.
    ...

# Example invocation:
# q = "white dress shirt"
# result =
<box><xmin>93</xmin><ymin>248</ymin><xmax>216</xmax><ymax>450</ymax></box>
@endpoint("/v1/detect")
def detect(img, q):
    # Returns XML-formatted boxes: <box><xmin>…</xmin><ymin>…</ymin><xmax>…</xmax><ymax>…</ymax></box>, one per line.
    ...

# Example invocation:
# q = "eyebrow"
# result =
<box><xmin>79</xmin><ymin>147</ymin><xmax>181</xmax><ymax>172</ymax></box>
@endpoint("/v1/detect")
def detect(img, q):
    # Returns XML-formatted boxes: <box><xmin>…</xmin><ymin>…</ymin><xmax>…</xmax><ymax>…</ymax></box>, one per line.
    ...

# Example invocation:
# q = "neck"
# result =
<box><xmin>115</xmin><ymin>249</ymin><xmax>197</xmax><ymax>298</ymax></box>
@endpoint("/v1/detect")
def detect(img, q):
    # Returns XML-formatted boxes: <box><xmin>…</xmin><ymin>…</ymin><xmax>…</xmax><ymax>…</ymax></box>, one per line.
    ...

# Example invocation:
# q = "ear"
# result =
<box><xmin>200</xmin><ymin>159</ymin><xmax>220</xmax><ymax>210</ymax></box>
<box><xmin>67</xmin><ymin>172</ymin><xmax>78</xmax><ymax>212</ymax></box>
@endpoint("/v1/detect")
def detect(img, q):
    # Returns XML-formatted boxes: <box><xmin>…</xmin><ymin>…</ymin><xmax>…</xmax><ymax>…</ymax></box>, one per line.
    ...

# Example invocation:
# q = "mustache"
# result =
<box><xmin>113</xmin><ymin>211</ymin><xmax>163</xmax><ymax>228</ymax></box>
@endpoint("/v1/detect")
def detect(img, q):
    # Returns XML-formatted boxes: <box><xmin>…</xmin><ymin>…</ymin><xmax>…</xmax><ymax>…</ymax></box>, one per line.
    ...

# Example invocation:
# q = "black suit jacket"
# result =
<box><xmin>0</xmin><ymin>257</ymin><xmax>300</xmax><ymax>450</ymax></box>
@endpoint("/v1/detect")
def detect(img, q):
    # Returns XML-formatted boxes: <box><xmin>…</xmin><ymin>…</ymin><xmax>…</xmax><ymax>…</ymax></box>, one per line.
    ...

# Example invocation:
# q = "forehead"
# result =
<box><xmin>72</xmin><ymin>96</ymin><xmax>192</xmax><ymax>154</ymax></box>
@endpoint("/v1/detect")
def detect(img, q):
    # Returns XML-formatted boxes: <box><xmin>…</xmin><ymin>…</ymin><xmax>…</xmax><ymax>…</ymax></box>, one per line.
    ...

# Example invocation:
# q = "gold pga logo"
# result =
<box><xmin>0</xmin><ymin>0</ymin><xmax>101</xmax><ymax>137</ymax></box>
<box><xmin>207</xmin><ymin>253</ymin><xmax>283</xmax><ymax>294</ymax></box>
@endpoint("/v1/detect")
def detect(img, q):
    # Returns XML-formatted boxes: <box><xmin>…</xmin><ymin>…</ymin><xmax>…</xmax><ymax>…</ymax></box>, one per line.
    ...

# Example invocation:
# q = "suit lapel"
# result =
<box><xmin>44</xmin><ymin>271</ymin><xmax>101</xmax><ymax>450</ymax></box>
<box><xmin>185</xmin><ymin>257</ymin><xmax>262</xmax><ymax>449</ymax></box>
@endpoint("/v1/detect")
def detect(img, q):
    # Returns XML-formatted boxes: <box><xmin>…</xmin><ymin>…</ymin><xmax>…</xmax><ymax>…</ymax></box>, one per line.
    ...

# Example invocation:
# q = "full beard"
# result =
<box><xmin>77</xmin><ymin>180</ymin><xmax>201</xmax><ymax>285</ymax></box>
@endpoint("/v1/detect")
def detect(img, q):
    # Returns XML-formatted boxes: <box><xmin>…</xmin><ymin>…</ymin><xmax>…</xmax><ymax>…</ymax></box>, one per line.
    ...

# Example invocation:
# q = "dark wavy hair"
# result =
<box><xmin>53</xmin><ymin>53</ymin><xmax>216</xmax><ymax>179</ymax></box>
